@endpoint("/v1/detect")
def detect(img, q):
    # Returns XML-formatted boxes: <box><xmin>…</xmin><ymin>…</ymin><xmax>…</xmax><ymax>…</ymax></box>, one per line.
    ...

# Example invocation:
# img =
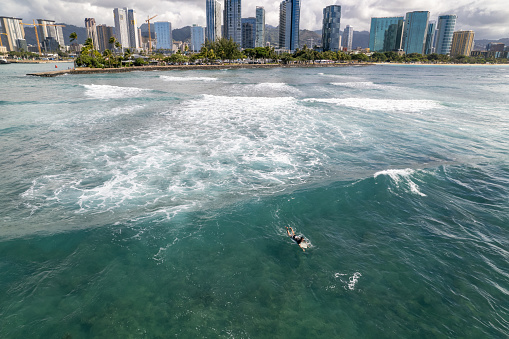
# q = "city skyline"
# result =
<box><xmin>1</xmin><ymin>0</ymin><xmax>507</xmax><ymax>40</ymax></box>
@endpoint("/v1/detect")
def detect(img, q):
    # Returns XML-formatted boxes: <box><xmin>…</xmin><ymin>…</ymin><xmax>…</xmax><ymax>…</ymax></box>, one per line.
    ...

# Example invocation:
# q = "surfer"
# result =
<box><xmin>286</xmin><ymin>226</ymin><xmax>309</xmax><ymax>251</ymax></box>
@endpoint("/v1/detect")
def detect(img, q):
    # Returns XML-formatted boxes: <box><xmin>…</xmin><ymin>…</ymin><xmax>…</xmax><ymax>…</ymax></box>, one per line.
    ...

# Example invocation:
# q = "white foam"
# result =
<box><xmin>374</xmin><ymin>168</ymin><xmax>415</xmax><ymax>182</ymax></box>
<box><xmin>333</xmin><ymin>272</ymin><xmax>362</xmax><ymax>291</ymax></box>
<box><xmin>374</xmin><ymin>169</ymin><xmax>427</xmax><ymax>196</ymax></box>
<box><xmin>233</xmin><ymin>82</ymin><xmax>298</xmax><ymax>95</ymax></box>
<box><xmin>83</xmin><ymin>84</ymin><xmax>150</xmax><ymax>99</ymax></box>
<box><xmin>160</xmin><ymin>75</ymin><xmax>218</xmax><ymax>82</ymax></box>
<box><xmin>331</xmin><ymin>81</ymin><xmax>386</xmax><ymax>89</ymax></box>
<box><xmin>348</xmin><ymin>272</ymin><xmax>362</xmax><ymax>290</ymax></box>
<box><xmin>305</xmin><ymin>98</ymin><xmax>441</xmax><ymax>112</ymax></box>
<box><xmin>19</xmin><ymin>93</ymin><xmax>357</xmax><ymax>222</ymax></box>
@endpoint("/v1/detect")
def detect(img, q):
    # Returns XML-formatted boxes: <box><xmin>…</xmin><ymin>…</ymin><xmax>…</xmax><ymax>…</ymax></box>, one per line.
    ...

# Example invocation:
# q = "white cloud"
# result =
<box><xmin>1</xmin><ymin>0</ymin><xmax>508</xmax><ymax>38</ymax></box>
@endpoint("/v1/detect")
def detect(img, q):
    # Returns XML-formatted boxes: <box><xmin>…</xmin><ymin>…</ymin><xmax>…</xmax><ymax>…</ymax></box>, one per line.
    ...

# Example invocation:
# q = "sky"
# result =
<box><xmin>2</xmin><ymin>0</ymin><xmax>508</xmax><ymax>39</ymax></box>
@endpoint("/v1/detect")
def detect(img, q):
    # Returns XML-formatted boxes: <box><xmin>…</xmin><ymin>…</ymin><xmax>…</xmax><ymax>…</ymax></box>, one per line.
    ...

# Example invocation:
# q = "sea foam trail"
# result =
<box><xmin>331</xmin><ymin>81</ymin><xmax>388</xmax><ymax>89</ymax></box>
<box><xmin>305</xmin><ymin>98</ymin><xmax>441</xmax><ymax>112</ymax></box>
<box><xmin>160</xmin><ymin>75</ymin><xmax>218</xmax><ymax>82</ymax></box>
<box><xmin>83</xmin><ymin>84</ymin><xmax>150</xmax><ymax>99</ymax></box>
<box><xmin>374</xmin><ymin>169</ymin><xmax>427</xmax><ymax>196</ymax></box>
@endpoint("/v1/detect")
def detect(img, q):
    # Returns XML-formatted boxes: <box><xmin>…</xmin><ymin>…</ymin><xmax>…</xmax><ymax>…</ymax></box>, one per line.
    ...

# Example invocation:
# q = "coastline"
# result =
<box><xmin>373</xmin><ymin>62</ymin><xmax>509</xmax><ymax>67</ymax></box>
<box><xmin>26</xmin><ymin>62</ymin><xmax>372</xmax><ymax>77</ymax></box>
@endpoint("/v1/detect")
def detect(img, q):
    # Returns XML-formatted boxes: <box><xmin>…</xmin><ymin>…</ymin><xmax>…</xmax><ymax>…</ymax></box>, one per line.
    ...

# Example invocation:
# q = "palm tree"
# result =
<box><xmin>69</xmin><ymin>32</ymin><xmax>78</xmax><ymax>68</ymax></box>
<box><xmin>69</xmin><ymin>32</ymin><xmax>77</xmax><ymax>44</ymax></box>
<box><xmin>103</xmin><ymin>49</ymin><xmax>113</xmax><ymax>68</ymax></box>
<box><xmin>109</xmin><ymin>36</ymin><xmax>116</xmax><ymax>53</ymax></box>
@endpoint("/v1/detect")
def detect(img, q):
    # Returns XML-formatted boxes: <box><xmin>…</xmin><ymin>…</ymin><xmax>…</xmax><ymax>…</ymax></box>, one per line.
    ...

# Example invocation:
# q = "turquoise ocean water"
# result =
<box><xmin>0</xmin><ymin>63</ymin><xmax>508</xmax><ymax>338</ymax></box>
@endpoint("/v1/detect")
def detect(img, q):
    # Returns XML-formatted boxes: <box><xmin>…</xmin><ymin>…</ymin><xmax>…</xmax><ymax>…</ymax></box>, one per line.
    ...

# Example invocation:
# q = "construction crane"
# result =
<box><xmin>145</xmin><ymin>15</ymin><xmax>157</xmax><ymax>54</ymax></box>
<box><xmin>19</xmin><ymin>20</ymin><xmax>65</xmax><ymax>55</ymax></box>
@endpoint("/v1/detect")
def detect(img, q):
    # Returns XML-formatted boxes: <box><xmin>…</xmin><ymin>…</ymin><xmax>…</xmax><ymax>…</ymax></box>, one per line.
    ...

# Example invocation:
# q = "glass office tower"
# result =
<box><xmin>369</xmin><ymin>17</ymin><xmax>404</xmax><ymax>52</ymax></box>
<box><xmin>424</xmin><ymin>21</ymin><xmax>436</xmax><ymax>54</ymax></box>
<box><xmin>206</xmin><ymin>0</ymin><xmax>222</xmax><ymax>42</ymax></box>
<box><xmin>154</xmin><ymin>22</ymin><xmax>173</xmax><ymax>50</ymax></box>
<box><xmin>279</xmin><ymin>0</ymin><xmax>300</xmax><ymax>52</ymax></box>
<box><xmin>322</xmin><ymin>5</ymin><xmax>342</xmax><ymax>52</ymax></box>
<box><xmin>402</xmin><ymin>11</ymin><xmax>430</xmax><ymax>55</ymax></box>
<box><xmin>191</xmin><ymin>25</ymin><xmax>205</xmax><ymax>52</ymax></box>
<box><xmin>223</xmin><ymin>0</ymin><xmax>242</xmax><ymax>46</ymax></box>
<box><xmin>255</xmin><ymin>7</ymin><xmax>265</xmax><ymax>48</ymax></box>
<box><xmin>241</xmin><ymin>18</ymin><xmax>256</xmax><ymax>49</ymax></box>
<box><xmin>342</xmin><ymin>25</ymin><xmax>353</xmax><ymax>51</ymax></box>
<box><xmin>435</xmin><ymin>15</ymin><xmax>457</xmax><ymax>55</ymax></box>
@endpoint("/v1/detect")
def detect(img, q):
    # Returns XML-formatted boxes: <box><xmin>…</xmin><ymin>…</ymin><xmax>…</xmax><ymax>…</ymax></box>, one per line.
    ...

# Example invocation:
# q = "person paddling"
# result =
<box><xmin>286</xmin><ymin>226</ymin><xmax>309</xmax><ymax>251</ymax></box>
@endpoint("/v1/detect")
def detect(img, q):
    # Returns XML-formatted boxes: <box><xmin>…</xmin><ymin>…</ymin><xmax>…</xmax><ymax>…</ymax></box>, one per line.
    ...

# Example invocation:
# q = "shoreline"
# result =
<box><xmin>373</xmin><ymin>62</ymin><xmax>509</xmax><ymax>67</ymax></box>
<box><xmin>26</xmin><ymin>62</ymin><xmax>372</xmax><ymax>77</ymax></box>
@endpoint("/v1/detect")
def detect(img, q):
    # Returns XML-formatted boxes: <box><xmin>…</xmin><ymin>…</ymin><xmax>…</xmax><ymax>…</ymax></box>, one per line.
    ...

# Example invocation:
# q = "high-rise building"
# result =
<box><xmin>322</xmin><ymin>5</ymin><xmax>341</xmax><ymax>52</ymax></box>
<box><xmin>383</xmin><ymin>20</ymin><xmax>404</xmax><ymax>52</ymax></box>
<box><xmin>487</xmin><ymin>42</ymin><xmax>505</xmax><ymax>52</ymax></box>
<box><xmin>279</xmin><ymin>0</ymin><xmax>300</xmax><ymax>52</ymax></box>
<box><xmin>343</xmin><ymin>25</ymin><xmax>353</xmax><ymax>51</ymax></box>
<box><xmin>96</xmin><ymin>25</ymin><xmax>115</xmax><ymax>52</ymax></box>
<box><xmin>191</xmin><ymin>25</ymin><xmax>205</xmax><ymax>52</ymax></box>
<box><xmin>127</xmin><ymin>9</ymin><xmax>140</xmax><ymax>49</ymax></box>
<box><xmin>402</xmin><ymin>11</ymin><xmax>430</xmax><ymax>54</ymax></box>
<box><xmin>0</xmin><ymin>16</ymin><xmax>26</xmax><ymax>52</ymax></box>
<box><xmin>85</xmin><ymin>18</ymin><xmax>99</xmax><ymax>50</ymax></box>
<box><xmin>435</xmin><ymin>15</ymin><xmax>457</xmax><ymax>55</ymax></box>
<box><xmin>113</xmin><ymin>8</ymin><xmax>129</xmax><ymax>50</ymax></box>
<box><xmin>206</xmin><ymin>0</ymin><xmax>222</xmax><ymax>42</ymax></box>
<box><xmin>154</xmin><ymin>22</ymin><xmax>172</xmax><ymax>50</ymax></box>
<box><xmin>450</xmin><ymin>30</ymin><xmax>475</xmax><ymax>57</ymax></box>
<box><xmin>241</xmin><ymin>18</ymin><xmax>256</xmax><ymax>49</ymax></box>
<box><xmin>255</xmin><ymin>7</ymin><xmax>265</xmax><ymax>48</ymax></box>
<box><xmin>369</xmin><ymin>17</ymin><xmax>404</xmax><ymax>52</ymax></box>
<box><xmin>424</xmin><ymin>21</ymin><xmax>436</xmax><ymax>55</ymax></box>
<box><xmin>36</xmin><ymin>19</ymin><xmax>65</xmax><ymax>48</ymax></box>
<box><xmin>224</xmin><ymin>0</ymin><xmax>242</xmax><ymax>46</ymax></box>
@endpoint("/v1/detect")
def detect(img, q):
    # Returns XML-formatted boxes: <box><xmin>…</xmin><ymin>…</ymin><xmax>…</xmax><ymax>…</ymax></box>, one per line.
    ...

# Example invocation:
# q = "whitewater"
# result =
<box><xmin>0</xmin><ymin>63</ymin><xmax>508</xmax><ymax>338</ymax></box>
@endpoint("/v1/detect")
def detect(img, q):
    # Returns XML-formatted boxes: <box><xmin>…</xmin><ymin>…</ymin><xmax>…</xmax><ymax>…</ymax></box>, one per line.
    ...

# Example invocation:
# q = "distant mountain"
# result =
<box><xmin>173</xmin><ymin>26</ymin><xmax>191</xmax><ymax>42</ymax></box>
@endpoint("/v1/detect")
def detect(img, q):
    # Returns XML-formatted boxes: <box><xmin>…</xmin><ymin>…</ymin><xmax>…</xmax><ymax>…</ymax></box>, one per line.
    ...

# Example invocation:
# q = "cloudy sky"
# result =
<box><xmin>2</xmin><ymin>0</ymin><xmax>508</xmax><ymax>39</ymax></box>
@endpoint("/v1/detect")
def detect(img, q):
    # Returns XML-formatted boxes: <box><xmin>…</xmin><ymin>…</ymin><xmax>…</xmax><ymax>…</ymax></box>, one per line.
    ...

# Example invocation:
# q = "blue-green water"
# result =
<box><xmin>1</xmin><ymin>63</ymin><xmax>508</xmax><ymax>338</ymax></box>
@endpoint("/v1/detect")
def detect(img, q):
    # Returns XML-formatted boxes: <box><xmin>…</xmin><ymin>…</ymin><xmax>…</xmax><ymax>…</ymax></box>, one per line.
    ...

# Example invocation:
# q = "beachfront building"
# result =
<box><xmin>435</xmin><ymin>15</ymin><xmax>457</xmax><ymax>55</ymax></box>
<box><xmin>424</xmin><ymin>21</ymin><xmax>436</xmax><ymax>55</ymax></box>
<box><xmin>85</xmin><ymin>18</ymin><xmax>100</xmax><ymax>50</ymax></box>
<box><xmin>255</xmin><ymin>7</ymin><xmax>265</xmax><ymax>48</ymax></box>
<box><xmin>343</xmin><ymin>25</ymin><xmax>353</xmax><ymax>51</ymax></box>
<box><xmin>96</xmin><ymin>24</ymin><xmax>115</xmax><ymax>52</ymax></box>
<box><xmin>191</xmin><ymin>25</ymin><xmax>205</xmax><ymax>52</ymax></box>
<box><xmin>369</xmin><ymin>17</ymin><xmax>404</xmax><ymax>52</ymax></box>
<box><xmin>127</xmin><ymin>9</ymin><xmax>140</xmax><ymax>50</ymax></box>
<box><xmin>0</xmin><ymin>16</ymin><xmax>26</xmax><ymax>52</ymax></box>
<box><xmin>224</xmin><ymin>0</ymin><xmax>242</xmax><ymax>46</ymax></box>
<box><xmin>487</xmin><ymin>43</ymin><xmax>505</xmax><ymax>52</ymax></box>
<box><xmin>154</xmin><ymin>22</ymin><xmax>173</xmax><ymax>50</ymax></box>
<box><xmin>36</xmin><ymin>19</ymin><xmax>65</xmax><ymax>48</ymax></box>
<box><xmin>450</xmin><ymin>30</ymin><xmax>475</xmax><ymax>57</ymax></box>
<box><xmin>113</xmin><ymin>8</ymin><xmax>129</xmax><ymax>50</ymax></box>
<box><xmin>206</xmin><ymin>0</ymin><xmax>222</xmax><ymax>42</ymax></box>
<box><xmin>279</xmin><ymin>0</ymin><xmax>300</xmax><ymax>52</ymax></box>
<box><xmin>242</xmin><ymin>18</ymin><xmax>256</xmax><ymax>49</ymax></box>
<box><xmin>402</xmin><ymin>11</ymin><xmax>430</xmax><ymax>55</ymax></box>
<box><xmin>322</xmin><ymin>5</ymin><xmax>341</xmax><ymax>52</ymax></box>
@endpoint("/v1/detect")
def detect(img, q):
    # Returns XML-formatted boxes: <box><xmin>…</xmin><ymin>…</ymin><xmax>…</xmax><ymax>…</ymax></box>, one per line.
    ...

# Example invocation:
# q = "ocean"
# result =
<box><xmin>0</xmin><ymin>62</ymin><xmax>508</xmax><ymax>338</ymax></box>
